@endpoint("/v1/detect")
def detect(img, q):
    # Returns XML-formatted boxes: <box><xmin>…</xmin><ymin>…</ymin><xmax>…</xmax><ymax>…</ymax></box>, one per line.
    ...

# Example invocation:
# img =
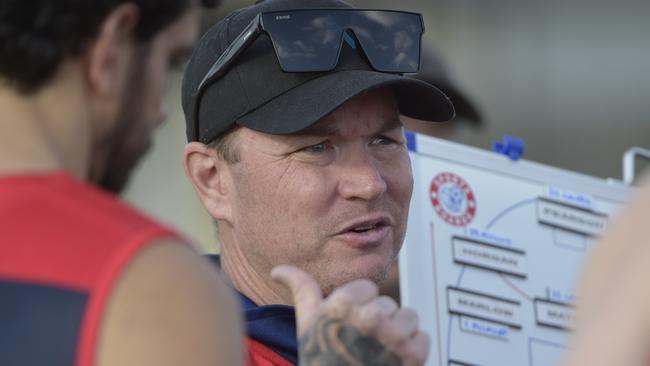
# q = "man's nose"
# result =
<box><xmin>337</xmin><ymin>153</ymin><xmax>387</xmax><ymax>202</ymax></box>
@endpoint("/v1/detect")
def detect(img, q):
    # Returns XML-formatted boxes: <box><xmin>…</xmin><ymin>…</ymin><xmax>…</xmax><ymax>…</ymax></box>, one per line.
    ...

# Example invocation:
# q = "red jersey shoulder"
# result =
<box><xmin>0</xmin><ymin>172</ymin><xmax>176</xmax><ymax>289</ymax></box>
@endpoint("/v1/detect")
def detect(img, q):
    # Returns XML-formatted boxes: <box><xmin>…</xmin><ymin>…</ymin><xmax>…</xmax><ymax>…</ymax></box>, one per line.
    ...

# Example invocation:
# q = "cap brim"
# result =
<box><xmin>430</xmin><ymin>82</ymin><xmax>482</xmax><ymax>124</ymax></box>
<box><xmin>237</xmin><ymin>69</ymin><xmax>455</xmax><ymax>135</ymax></box>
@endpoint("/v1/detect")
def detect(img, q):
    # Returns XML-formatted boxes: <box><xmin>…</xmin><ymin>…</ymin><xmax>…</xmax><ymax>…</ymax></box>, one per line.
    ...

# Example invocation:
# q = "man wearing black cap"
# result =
<box><xmin>181</xmin><ymin>0</ymin><xmax>454</xmax><ymax>364</ymax></box>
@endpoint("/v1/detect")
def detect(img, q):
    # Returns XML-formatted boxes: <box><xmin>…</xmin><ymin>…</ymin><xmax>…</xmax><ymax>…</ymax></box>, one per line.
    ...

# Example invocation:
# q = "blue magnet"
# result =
<box><xmin>493</xmin><ymin>135</ymin><xmax>525</xmax><ymax>160</ymax></box>
<box><xmin>405</xmin><ymin>130</ymin><xmax>417</xmax><ymax>152</ymax></box>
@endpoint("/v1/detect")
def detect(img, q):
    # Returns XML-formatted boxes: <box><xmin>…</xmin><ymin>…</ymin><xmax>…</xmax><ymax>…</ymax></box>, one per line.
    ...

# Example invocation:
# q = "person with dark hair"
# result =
<box><xmin>181</xmin><ymin>0</ymin><xmax>455</xmax><ymax>364</ymax></box>
<box><xmin>0</xmin><ymin>1</ymin><xmax>247</xmax><ymax>365</ymax></box>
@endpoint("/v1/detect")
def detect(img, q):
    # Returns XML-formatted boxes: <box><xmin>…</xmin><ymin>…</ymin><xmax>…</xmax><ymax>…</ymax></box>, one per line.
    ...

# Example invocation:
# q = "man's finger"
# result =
<box><xmin>400</xmin><ymin>331</ymin><xmax>431</xmax><ymax>366</ymax></box>
<box><xmin>271</xmin><ymin>265</ymin><xmax>322</xmax><ymax>334</ymax></box>
<box><xmin>392</xmin><ymin>308</ymin><xmax>419</xmax><ymax>337</ymax></box>
<box><xmin>357</xmin><ymin>296</ymin><xmax>399</xmax><ymax>334</ymax></box>
<box><xmin>374</xmin><ymin>308</ymin><xmax>420</xmax><ymax>349</ymax></box>
<box><xmin>322</xmin><ymin>279</ymin><xmax>379</xmax><ymax>319</ymax></box>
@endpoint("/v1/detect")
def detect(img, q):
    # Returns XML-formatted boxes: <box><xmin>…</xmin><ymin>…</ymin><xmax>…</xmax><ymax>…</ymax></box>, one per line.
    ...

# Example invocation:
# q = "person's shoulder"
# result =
<box><xmin>1</xmin><ymin>172</ymin><xmax>165</xmax><ymax>231</ymax></box>
<box><xmin>96</xmin><ymin>238</ymin><xmax>244</xmax><ymax>366</ymax></box>
<box><xmin>563</xmin><ymin>178</ymin><xmax>650</xmax><ymax>365</ymax></box>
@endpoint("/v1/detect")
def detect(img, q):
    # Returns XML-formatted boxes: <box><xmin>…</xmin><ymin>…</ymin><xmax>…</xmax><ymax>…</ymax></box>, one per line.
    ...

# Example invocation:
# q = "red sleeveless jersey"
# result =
<box><xmin>0</xmin><ymin>172</ymin><xmax>178</xmax><ymax>366</ymax></box>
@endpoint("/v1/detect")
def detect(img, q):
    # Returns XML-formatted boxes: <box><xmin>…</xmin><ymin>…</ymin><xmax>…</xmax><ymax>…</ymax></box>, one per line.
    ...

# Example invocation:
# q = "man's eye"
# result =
<box><xmin>372</xmin><ymin>136</ymin><xmax>397</xmax><ymax>145</ymax></box>
<box><xmin>292</xmin><ymin>141</ymin><xmax>336</xmax><ymax>164</ymax></box>
<box><xmin>302</xmin><ymin>142</ymin><xmax>329</xmax><ymax>153</ymax></box>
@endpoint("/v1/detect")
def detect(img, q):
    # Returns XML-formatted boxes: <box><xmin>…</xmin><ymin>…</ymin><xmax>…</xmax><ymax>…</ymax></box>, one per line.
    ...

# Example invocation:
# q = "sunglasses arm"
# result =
<box><xmin>191</xmin><ymin>14</ymin><xmax>263</xmax><ymax>141</ymax></box>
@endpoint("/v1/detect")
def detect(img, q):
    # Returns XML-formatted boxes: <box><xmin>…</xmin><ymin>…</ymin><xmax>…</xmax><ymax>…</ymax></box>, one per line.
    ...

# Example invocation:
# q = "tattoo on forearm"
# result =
<box><xmin>299</xmin><ymin>317</ymin><xmax>401</xmax><ymax>366</ymax></box>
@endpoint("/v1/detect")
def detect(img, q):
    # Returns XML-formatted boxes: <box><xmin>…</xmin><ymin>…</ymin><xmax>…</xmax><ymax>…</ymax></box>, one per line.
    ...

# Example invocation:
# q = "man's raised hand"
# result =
<box><xmin>271</xmin><ymin>265</ymin><xmax>430</xmax><ymax>366</ymax></box>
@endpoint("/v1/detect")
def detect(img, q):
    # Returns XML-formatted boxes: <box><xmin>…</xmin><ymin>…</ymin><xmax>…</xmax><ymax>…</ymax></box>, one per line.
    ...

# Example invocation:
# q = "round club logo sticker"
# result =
<box><xmin>430</xmin><ymin>172</ymin><xmax>476</xmax><ymax>226</ymax></box>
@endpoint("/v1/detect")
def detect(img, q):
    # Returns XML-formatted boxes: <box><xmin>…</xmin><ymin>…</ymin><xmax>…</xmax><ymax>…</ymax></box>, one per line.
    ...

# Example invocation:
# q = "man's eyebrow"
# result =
<box><xmin>290</xmin><ymin>116</ymin><xmax>404</xmax><ymax>137</ymax></box>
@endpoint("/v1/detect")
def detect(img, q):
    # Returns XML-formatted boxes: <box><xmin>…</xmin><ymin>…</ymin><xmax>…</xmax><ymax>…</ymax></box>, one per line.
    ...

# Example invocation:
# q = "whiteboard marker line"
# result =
<box><xmin>499</xmin><ymin>273</ymin><xmax>533</xmax><ymax>302</ymax></box>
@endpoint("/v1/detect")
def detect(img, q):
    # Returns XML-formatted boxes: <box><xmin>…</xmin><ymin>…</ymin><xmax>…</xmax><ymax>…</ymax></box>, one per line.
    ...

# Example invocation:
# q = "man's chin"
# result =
<box><xmin>320</xmin><ymin>256</ymin><xmax>393</xmax><ymax>296</ymax></box>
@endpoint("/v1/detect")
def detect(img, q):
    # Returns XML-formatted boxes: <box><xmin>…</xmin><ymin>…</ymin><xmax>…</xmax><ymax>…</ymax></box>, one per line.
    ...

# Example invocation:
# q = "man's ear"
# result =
<box><xmin>84</xmin><ymin>3</ymin><xmax>139</xmax><ymax>95</ymax></box>
<box><xmin>183</xmin><ymin>142</ymin><xmax>234</xmax><ymax>223</ymax></box>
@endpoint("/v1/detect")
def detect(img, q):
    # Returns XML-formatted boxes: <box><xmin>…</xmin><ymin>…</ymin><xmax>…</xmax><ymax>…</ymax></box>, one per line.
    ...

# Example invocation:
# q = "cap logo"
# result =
<box><xmin>275</xmin><ymin>14</ymin><xmax>291</xmax><ymax>20</ymax></box>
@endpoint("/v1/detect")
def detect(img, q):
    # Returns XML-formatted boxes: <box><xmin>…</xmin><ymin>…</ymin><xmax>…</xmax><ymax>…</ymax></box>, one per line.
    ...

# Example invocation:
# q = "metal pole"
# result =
<box><xmin>623</xmin><ymin>147</ymin><xmax>650</xmax><ymax>185</ymax></box>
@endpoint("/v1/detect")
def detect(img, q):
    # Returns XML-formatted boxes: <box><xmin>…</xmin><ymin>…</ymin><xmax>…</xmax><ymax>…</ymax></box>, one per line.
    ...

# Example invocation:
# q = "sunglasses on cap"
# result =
<box><xmin>191</xmin><ymin>8</ymin><xmax>425</xmax><ymax>141</ymax></box>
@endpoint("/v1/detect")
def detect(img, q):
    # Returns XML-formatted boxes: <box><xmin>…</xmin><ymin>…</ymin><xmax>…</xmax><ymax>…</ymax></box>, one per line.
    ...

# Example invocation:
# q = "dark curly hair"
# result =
<box><xmin>0</xmin><ymin>0</ymin><xmax>219</xmax><ymax>94</ymax></box>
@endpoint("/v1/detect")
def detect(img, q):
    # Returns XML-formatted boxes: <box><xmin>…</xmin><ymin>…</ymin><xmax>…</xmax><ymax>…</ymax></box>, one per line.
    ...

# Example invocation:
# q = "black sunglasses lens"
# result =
<box><xmin>262</xmin><ymin>11</ymin><xmax>345</xmax><ymax>72</ymax></box>
<box><xmin>261</xmin><ymin>10</ymin><xmax>423</xmax><ymax>73</ymax></box>
<box><xmin>350</xmin><ymin>11</ymin><xmax>423</xmax><ymax>73</ymax></box>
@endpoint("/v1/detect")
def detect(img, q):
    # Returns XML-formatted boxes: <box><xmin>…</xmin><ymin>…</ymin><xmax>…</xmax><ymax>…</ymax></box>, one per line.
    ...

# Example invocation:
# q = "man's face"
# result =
<box><xmin>100</xmin><ymin>5</ymin><xmax>199</xmax><ymax>193</ymax></box>
<box><xmin>225</xmin><ymin>88</ymin><xmax>414</xmax><ymax>296</ymax></box>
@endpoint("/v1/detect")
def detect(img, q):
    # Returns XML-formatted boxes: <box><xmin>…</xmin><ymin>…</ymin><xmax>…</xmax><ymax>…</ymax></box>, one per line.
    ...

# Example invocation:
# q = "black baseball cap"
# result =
<box><xmin>181</xmin><ymin>0</ymin><xmax>455</xmax><ymax>144</ymax></box>
<box><xmin>414</xmin><ymin>45</ymin><xmax>482</xmax><ymax>123</ymax></box>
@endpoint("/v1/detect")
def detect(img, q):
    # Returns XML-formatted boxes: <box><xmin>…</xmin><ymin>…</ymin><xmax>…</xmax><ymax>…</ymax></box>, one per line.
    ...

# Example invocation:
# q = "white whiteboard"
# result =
<box><xmin>399</xmin><ymin>132</ymin><xmax>632</xmax><ymax>366</ymax></box>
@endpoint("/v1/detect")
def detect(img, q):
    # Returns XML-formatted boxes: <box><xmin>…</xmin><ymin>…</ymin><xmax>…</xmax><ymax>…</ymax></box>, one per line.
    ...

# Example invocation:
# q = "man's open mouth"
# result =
<box><xmin>351</xmin><ymin>223</ymin><xmax>381</xmax><ymax>233</ymax></box>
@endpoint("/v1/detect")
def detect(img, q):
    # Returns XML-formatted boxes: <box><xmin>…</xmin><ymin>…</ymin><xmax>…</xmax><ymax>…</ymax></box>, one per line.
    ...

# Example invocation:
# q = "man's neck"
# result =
<box><xmin>0</xmin><ymin>66</ymin><xmax>91</xmax><ymax>179</ymax></box>
<box><xmin>219</xmin><ymin>233</ymin><xmax>291</xmax><ymax>306</ymax></box>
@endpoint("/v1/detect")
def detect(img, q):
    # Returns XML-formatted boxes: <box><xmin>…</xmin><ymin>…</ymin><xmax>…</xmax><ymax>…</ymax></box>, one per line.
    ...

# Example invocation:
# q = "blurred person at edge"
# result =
<box><xmin>562</xmin><ymin>176</ymin><xmax>650</xmax><ymax>366</ymax></box>
<box><xmin>380</xmin><ymin>44</ymin><xmax>483</xmax><ymax>303</ymax></box>
<box><xmin>182</xmin><ymin>0</ymin><xmax>457</xmax><ymax>364</ymax></box>
<box><xmin>0</xmin><ymin>1</ymin><xmax>439</xmax><ymax>365</ymax></box>
<box><xmin>0</xmin><ymin>1</ymin><xmax>247</xmax><ymax>365</ymax></box>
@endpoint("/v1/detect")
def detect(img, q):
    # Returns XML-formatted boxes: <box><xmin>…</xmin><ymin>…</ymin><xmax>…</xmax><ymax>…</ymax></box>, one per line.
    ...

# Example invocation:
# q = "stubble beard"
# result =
<box><xmin>314</xmin><ymin>243</ymin><xmax>399</xmax><ymax>298</ymax></box>
<box><xmin>306</xmin><ymin>210</ymin><xmax>407</xmax><ymax>297</ymax></box>
<box><xmin>99</xmin><ymin>46</ymin><xmax>150</xmax><ymax>194</ymax></box>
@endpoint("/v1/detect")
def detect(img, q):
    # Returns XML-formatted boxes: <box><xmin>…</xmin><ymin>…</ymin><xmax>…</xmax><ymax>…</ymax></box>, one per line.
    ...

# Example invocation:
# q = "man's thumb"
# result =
<box><xmin>271</xmin><ymin>265</ymin><xmax>322</xmax><ymax>334</ymax></box>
